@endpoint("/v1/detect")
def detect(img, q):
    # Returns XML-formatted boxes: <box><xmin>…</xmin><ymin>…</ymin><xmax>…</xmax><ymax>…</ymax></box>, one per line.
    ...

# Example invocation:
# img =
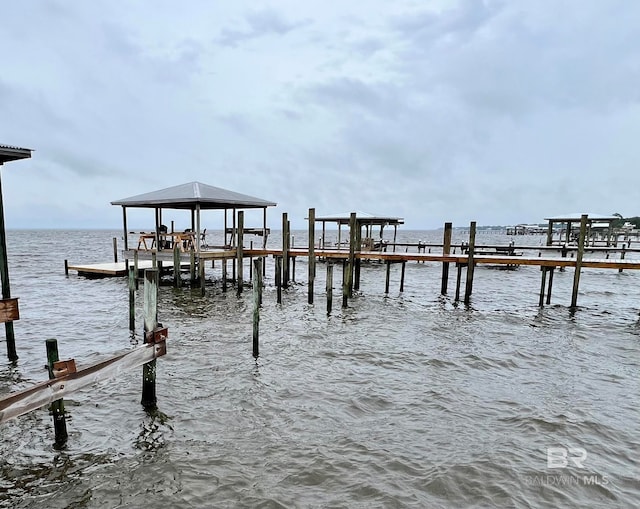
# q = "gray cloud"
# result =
<box><xmin>218</xmin><ymin>8</ymin><xmax>310</xmax><ymax>47</ymax></box>
<box><xmin>2</xmin><ymin>0</ymin><xmax>640</xmax><ymax>230</ymax></box>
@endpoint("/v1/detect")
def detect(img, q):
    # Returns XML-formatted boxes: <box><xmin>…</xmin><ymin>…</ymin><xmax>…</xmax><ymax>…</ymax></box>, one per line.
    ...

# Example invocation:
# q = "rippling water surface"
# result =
<box><xmin>1</xmin><ymin>229</ymin><xmax>638</xmax><ymax>508</ymax></box>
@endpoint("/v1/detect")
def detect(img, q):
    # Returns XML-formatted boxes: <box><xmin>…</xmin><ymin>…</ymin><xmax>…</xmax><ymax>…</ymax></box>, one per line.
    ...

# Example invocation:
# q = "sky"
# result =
<box><xmin>1</xmin><ymin>0</ymin><xmax>639</xmax><ymax>230</ymax></box>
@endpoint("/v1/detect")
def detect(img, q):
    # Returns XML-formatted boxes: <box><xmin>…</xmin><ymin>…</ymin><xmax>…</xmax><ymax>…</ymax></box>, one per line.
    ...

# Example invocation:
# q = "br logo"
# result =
<box><xmin>547</xmin><ymin>447</ymin><xmax>588</xmax><ymax>469</ymax></box>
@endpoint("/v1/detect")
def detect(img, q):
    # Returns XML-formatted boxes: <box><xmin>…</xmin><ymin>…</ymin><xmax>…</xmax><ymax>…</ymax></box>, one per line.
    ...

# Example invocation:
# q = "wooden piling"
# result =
<box><xmin>354</xmin><ymin>221</ymin><xmax>362</xmax><ymax>290</ymax></box>
<box><xmin>237</xmin><ymin>211</ymin><xmax>244</xmax><ymax>296</ymax></box>
<box><xmin>190</xmin><ymin>251</ymin><xmax>196</xmax><ymax>286</ymax></box>
<box><xmin>290</xmin><ymin>223</ymin><xmax>295</xmax><ymax>283</ymax></box>
<box><xmin>385</xmin><ymin>261</ymin><xmax>391</xmax><ymax>294</ymax></box>
<box><xmin>0</xmin><ymin>183</ymin><xmax>17</xmax><ymax>361</ymax></box>
<box><xmin>134</xmin><ymin>250</ymin><xmax>139</xmax><ymax>290</ymax></box>
<box><xmin>222</xmin><ymin>259</ymin><xmax>227</xmax><ymax>292</ymax></box>
<box><xmin>112</xmin><ymin>237</ymin><xmax>118</xmax><ymax>263</ymax></box>
<box><xmin>252</xmin><ymin>258</ymin><xmax>262</xmax><ymax>358</ymax></box>
<box><xmin>400</xmin><ymin>261</ymin><xmax>406</xmax><ymax>292</ymax></box>
<box><xmin>128</xmin><ymin>266</ymin><xmax>136</xmax><ymax>332</ymax></box>
<box><xmin>282</xmin><ymin>213</ymin><xmax>289</xmax><ymax>288</ymax></box>
<box><xmin>546</xmin><ymin>267</ymin><xmax>554</xmax><ymax>305</ymax></box>
<box><xmin>199</xmin><ymin>258</ymin><xmax>206</xmax><ymax>297</ymax></box>
<box><xmin>538</xmin><ymin>267</ymin><xmax>547</xmax><ymax>307</ymax></box>
<box><xmin>347</xmin><ymin>212</ymin><xmax>357</xmax><ymax>297</ymax></box>
<box><xmin>173</xmin><ymin>244</ymin><xmax>181</xmax><ymax>288</ymax></box>
<box><xmin>463</xmin><ymin>221</ymin><xmax>477</xmax><ymax>305</ymax></box>
<box><xmin>46</xmin><ymin>338</ymin><xmax>68</xmax><ymax>448</ymax></box>
<box><xmin>455</xmin><ymin>263</ymin><xmax>463</xmax><ymax>302</ymax></box>
<box><xmin>141</xmin><ymin>268</ymin><xmax>159</xmax><ymax>409</ymax></box>
<box><xmin>570</xmin><ymin>214</ymin><xmax>588</xmax><ymax>309</ymax></box>
<box><xmin>441</xmin><ymin>222</ymin><xmax>452</xmax><ymax>295</ymax></box>
<box><xmin>342</xmin><ymin>259</ymin><xmax>349</xmax><ymax>308</ymax></box>
<box><xmin>308</xmin><ymin>208</ymin><xmax>315</xmax><ymax>304</ymax></box>
<box><xmin>64</xmin><ymin>259</ymin><xmax>69</xmax><ymax>277</ymax></box>
<box><xmin>619</xmin><ymin>244</ymin><xmax>626</xmax><ymax>273</ymax></box>
<box><xmin>275</xmin><ymin>256</ymin><xmax>282</xmax><ymax>304</ymax></box>
<box><xmin>326</xmin><ymin>262</ymin><xmax>333</xmax><ymax>314</ymax></box>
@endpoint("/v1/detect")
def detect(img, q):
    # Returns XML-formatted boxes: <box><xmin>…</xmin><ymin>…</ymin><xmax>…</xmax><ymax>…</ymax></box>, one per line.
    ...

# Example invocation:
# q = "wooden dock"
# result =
<box><xmin>63</xmin><ymin>212</ymin><xmax>640</xmax><ymax>313</ymax></box>
<box><xmin>66</xmin><ymin>259</ymin><xmax>187</xmax><ymax>277</ymax></box>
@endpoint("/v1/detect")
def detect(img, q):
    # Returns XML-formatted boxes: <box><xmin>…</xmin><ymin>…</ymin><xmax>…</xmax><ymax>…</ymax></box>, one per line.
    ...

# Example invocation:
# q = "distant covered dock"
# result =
<box><xmin>544</xmin><ymin>213</ymin><xmax>619</xmax><ymax>246</ymax></box>
<box><xmin>314</xmin><ymin>211</ymin><xmax>404</xmax><ymax>250</ymax></box>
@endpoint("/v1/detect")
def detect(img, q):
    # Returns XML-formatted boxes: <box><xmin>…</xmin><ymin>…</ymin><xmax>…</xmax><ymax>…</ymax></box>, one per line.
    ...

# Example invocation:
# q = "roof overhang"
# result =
<box><xmin>111</xmin><ymin>181</ymin><xmax>277</xmax><ymax>210</ymax></box>
<box><xmin>0</xmin><ymin>144</ymin><xmax>32</xmax><ymax>164</ymax></box>
<box><xmin>314</xmin><ymin>211</ymin><xmax>404</xmax><ymax>226</ymax></box>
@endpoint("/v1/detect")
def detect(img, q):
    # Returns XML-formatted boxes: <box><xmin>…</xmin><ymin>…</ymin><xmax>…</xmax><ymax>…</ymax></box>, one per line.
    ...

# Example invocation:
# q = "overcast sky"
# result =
<box><xmin>1</xmin><ymin>0</ymin><xmax>639</xmax><ymax>230</ymax></box>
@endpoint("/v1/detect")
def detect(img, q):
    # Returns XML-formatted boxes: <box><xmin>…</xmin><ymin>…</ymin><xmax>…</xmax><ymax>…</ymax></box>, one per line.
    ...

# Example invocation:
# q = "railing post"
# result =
<box><xmin>142</xmin><ymin>269</ymin><xmax>159</xmax><ymax>409</ymax></box>
<box><xmin>46</xmin><ymin>338</ymin><xmax>68</xmax><ymax>448</ymax></box>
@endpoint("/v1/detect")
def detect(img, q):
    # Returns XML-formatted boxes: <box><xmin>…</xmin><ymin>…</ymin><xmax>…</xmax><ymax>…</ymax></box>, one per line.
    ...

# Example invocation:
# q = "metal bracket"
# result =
<box><xmin>144</xmin><ymin>326</ymin><xmax>168</xmax><ymax>344</ymax></box>
<box><xmin>52</xmin><ymin>359</ymin><xmax>77</xmax><ymax>378</ymax></box>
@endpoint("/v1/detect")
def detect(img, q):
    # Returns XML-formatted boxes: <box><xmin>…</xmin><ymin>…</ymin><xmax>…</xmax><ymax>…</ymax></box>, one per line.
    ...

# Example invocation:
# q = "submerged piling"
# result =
<box><xmin>441</xmin><ymin>222</ymin><xmax>452</xmax><ymax>295</ymax></box>
<box><xmin>276</xmin><ymin>256</ymin><xmax>282</xmax><ymax>304</ymax></box>
<box><xmin>141</xmin><ymin>268</ymin><xmax>159</xmax><ymax>409</ymax></box>
<box><xmin>128</xmin><ymin>265</ymin><xmax>136</xmax><ymax>332</ymax></box>
<box><xmin>308</xmin><ymin>208</ymin><xmax>315</xmax><ymax>304</ymax></box>
<box><xmin>463</xmin><ymin>221</ymin><xmax>477</xmax><ymax>305</ymax></box>
<box><xmin>252</xmin><ymin>258</ymin><xmax>262</xmax><ymax>358</ymax></box>
<box><xmin>326</xmin><ymin>262</ymin><xmax>334</xmax><ymax>314</ymax></box>
<box><xmin>570</xmin><ymin>214</ymin><xmax>588</xmax><ymax>309</ymax></box>
<box><xmin>46</xmin><ymin>338</ymin><xmax>68</xmax><ymax>448</ymax></box>
<box><xmin>282</xmin><ymin>213</ymin><xmax>289</xmax><ymax>288</ymax></box>
<box><xmin>237</xmin><ymin>211</ymin><xmax>244</xmax><ymax>296</ymax></box>
<box><xmin>173</xmin><ymin>244</ymin><xmax>181</xmax><ymax>288</ymax></box>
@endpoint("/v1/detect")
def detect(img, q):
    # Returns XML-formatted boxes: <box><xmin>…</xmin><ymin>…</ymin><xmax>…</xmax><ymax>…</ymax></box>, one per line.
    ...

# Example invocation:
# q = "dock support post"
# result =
<box><xmin>190</xmin><ymin>251</ymin><xmax>196</xmax><ymax>286</ymax></box>
<box><xmin>463</xmin><ymin>221</ymin><xmax>477</xmax><ymax>305</ymax></box>
<box><xmin>441</xmin><ymin>222</ymin><xmax>452</xmax><ymax>295</ymax></box>
<box><xmin>619</xmin><ymin>243</ymin><xmax>626</xmax><ymax>273</ymax></box>
<box><xmin>385</xmin><ymin>261</ymin><xmax>391</xmax><ymax>295</ymax></box>
<box><xmin>282</xmin><ymin>213</ymin><xmax>289</xmax><ymax>288</ymax></box>
<box><xmin>64</xmin><ymin>259</ymin><xmax>69</xmax><ymax>277</ymax></box>
<box><xmin>46</xmin><ymin>338</ymin><xmax>68</xmax><ymax>448</ymax></box>
<box><xmin>222</xmin><ymin>260</ymin><xmax>227</xmax><ymax>292</ymax></box>
<box><xmin>199</xmin><ymin>258</ymin><xmax>206</xmax><ymax>296</ymax></box>
<box><xmin>173</xmin><ymin>244</ymin><xmax>181</xmax><ymax>288</ymax></box>
<box><xmin>570</xmin><ymin>214</ymin><xmax>588</xmax><ymax>309</ymax></box>
<box><xmin>134</xmin><ymin>250</ymin><xmax>139</xmax><ymax>290</ymax></box>
<box><xmin>546</xmin><ymin>267</ymin><xmax>555</xmax><ymax>305</ymax></box>
<box><xmin>128</xmin><ymin>266</ymin><xmax>136</xmax><ymax>332</ymax></box>
<box><xmin>252</xmin><ymin>258</ymin><xmax>262</xmax><ymax>358</ymax></box>
<box><xmin>275</xmin><ymin>256</ymin><xmax>282</xmax><ymax>304</ymax></box>
<box><xmin>538</xmin><ymin>267</ymin><xmax>548</xmax><ymax>307</ymax></box>
<box><xmin>342</xmin><ymin>260</ymin><xmax>349</xmax><ymax>308</ymax></box>
<box><xmin>348</xmin><ymin>212</ymin><xmax>357</xmax><ymax>297</ymax></box>
<box><xmin>354</xmin><ymin>221</ymin><xmax>362</xmax><ymax>290</ymax></box>
<box><xmin>326</xmin><ymin>262</ymin><xmax>333</xmax><ymax>314</ymax></box>
<box><xmin>400</xmin><ymin>261</ymin><xmax>406</xmax><ymax>293</ymax></box>
<box><xmin>0</xmin><ymin>173</ymin><xmax>17</xmax><ymax>361</ymax></box>
<box><xmin>308</xmin><ymin>208</ymin><xmax>315</xmax><ymax>304</ymax></box>
<box><xmin>455</xmin><ymin>263</ymin><xmax>463</xmax><ymax>302</ymax></box>
<box><xmin>237</xmin><ymin>211</ymin><xmax>244</xmax><ymax>296</ymax></box>
<box><xmin>142</xmin><ymin>268</ymin><xmax>159</xmax><ymax>410</ymax></box>
<box><xmin>113</xmin><ymin>237</ymin><xmax>118</xmax><ymax>263</ymax></box>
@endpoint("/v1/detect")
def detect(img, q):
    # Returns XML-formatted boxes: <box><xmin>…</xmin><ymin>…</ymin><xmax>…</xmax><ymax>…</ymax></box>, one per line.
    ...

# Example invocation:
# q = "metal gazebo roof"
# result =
<box><xmin>544</xmin><ymin>213</ymin><xmax>618</xmax><ymax>222</ymax></box>
<box><xmin>314</xmin><ymin>211</ymin><xmax>404</xmax><ymax>226</ymax></box>
<box><xmin>111</xmin><ymin>181</ymin><xmax>277</xmax><ymax>210</ymax></box>
<box><xmin>0</xmin><ymin>144</ymin><xmax>32</xmax><ymax>164</ymax></box>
